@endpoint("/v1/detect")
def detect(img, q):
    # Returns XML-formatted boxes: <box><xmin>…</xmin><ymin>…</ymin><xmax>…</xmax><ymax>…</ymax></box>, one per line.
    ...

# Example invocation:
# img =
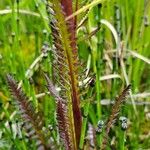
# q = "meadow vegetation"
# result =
<box><xmin>0</xmin><ymin>0</ymin><xmax>150</xmax><ymax>149</ymax></box>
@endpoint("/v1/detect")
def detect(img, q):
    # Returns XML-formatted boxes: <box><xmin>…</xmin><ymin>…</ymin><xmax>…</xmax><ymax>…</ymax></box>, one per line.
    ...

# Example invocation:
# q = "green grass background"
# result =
<box><xmin>0</xmin><ymin>0</ymin><xmax>150</xmax><ymax>149</ymax></box>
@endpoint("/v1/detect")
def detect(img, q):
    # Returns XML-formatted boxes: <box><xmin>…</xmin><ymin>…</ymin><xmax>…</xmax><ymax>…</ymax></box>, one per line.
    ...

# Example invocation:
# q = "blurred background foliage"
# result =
<box><xmin>0</xmin><ymin>0</ymin><xmax>150</xmax><ymax>149</ymax></box>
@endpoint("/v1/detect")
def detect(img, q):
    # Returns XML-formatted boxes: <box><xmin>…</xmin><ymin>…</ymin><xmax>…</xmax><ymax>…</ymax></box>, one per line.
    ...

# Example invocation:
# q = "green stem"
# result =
<box><xmin>96</xmin><ymin>71</ymin><xmax>101</xmax><ymax>119</ymax></box>
<box><xmin>79</xmin><ymin>88</ymin><xmax>93</xmax><ymax>149</ymax></box>
<box><xmin>95</xmin><ymin>3</ymin><xmax>103</xmax><ymax>120</ymax></box>
<box><xmin>119</xmin><ymin>130</ymin><xmax>125</xmax><ymax>150</ymax></box>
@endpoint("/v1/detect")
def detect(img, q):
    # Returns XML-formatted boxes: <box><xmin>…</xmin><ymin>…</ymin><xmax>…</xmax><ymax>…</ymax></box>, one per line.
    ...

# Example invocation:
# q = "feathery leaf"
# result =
<box><xmin>44</xmin><ymin>73</ymin><xmax>73</xmax><ymax>150</ymax></box>
<box><xmin>101</xmin><ymin>85</ymin><xmax>131</xmax><ymax>149</ymax></box>
<box><xmin>47</xmin><ymin>0</ymin><xmax>82</xmax><ymax>148</ymax></box>
<box><xmin>6</xmin><ymin>74</ymin><xmax>49</xmax><ymax>150</ymax></box>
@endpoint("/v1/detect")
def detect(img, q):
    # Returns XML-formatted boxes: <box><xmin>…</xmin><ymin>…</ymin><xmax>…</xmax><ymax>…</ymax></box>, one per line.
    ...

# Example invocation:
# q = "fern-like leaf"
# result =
<box><xmin>6</xmin><ymin>74</ymin><xmax>48</xmax><ymax>150</ymax></box>
<box><xmin>101</xmin><ymin>84</ymin><xmax>131</xmax><ymax>149</ymax></box>
<box><xmin>44</xmin><ymin>73</ymin><xmax>73</xmax><ymax>149</ymax></box>
<box><xmin>46</xmin><ymin>0</ymin><xmax>82</xmax><ymax>148</ymax></box>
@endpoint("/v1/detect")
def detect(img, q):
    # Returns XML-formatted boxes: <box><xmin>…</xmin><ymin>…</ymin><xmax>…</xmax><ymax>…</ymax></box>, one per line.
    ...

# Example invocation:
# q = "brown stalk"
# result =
<box><xmin>60</xmin><ymin>0</ymin><xmax>82</xmax><ymax>144</ymax></box>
